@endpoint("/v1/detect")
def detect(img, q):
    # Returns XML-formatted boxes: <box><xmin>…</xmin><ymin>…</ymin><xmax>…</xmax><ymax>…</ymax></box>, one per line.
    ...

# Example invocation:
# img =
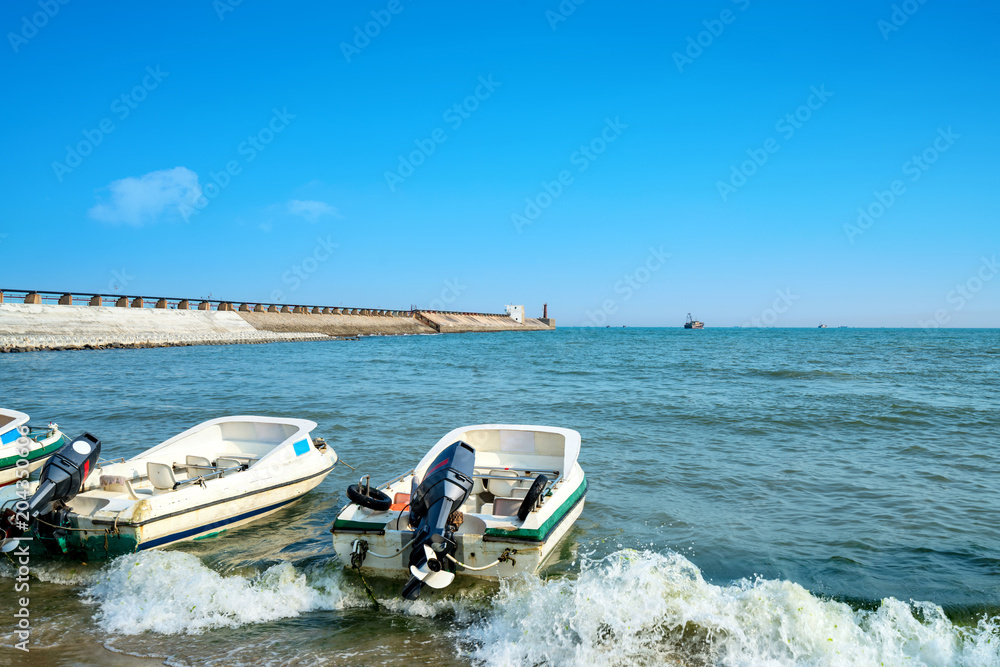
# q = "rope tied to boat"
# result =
<box><xmin>31</xmin><ymin>514</ymin><xmax>119</xmax><ymax>552</ymax></box>
<box><xmin>350</xmin><ymin>539</ymin><xmax>369</xmax><ymax>569</ymax></box>
<box><xmin>349</xmin><ymin>539</ymin><xmax>380</xmax><ymax>610</ymax></box>
<box><xmin>34</xmin><ymin>516</ymin><xmax>91</xmax><ymax>531</ymax></box>
<box><xmin>103</xmin><ymin>510</ymin><xmax>127</xmax><ymax>553</ymax></box>
<box><xmin>356</xmin><ymin>537</ymin><xmax>415</xmax><ymax>559</ymax></box>
<box><xmin>446</xmin><ymin>547</ymin><xmax>517</xmax><ymax>571</ymax></box>
<box><xmin>336</xmin><ymin>458</ymin><xmax>357</xmax><ymax>472</ymax></box>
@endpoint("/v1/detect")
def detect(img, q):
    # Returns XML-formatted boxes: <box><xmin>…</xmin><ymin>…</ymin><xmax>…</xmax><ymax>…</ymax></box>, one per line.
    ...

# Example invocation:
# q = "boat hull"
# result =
<box><xmin>22</xmin><ymin>463</ymin><xmax>335</xmax><ymax>560</ymax></box>
<box><xmin>335</xmin><ymin>495</ymin><xmax>585</xmax><ymax>582</ymax></box>
<box><xmin>333</xmin><ymin>475</ymin><xmax>587</xmax><ymax>582</ymax></box>
<box><xmin>0</xmin><ymin>431</ymin><xmax>66</xmax><ymax>487</ymax></box>
<box><xmin>0</xmin><ymin>416</ymin><xmax>338</xmax><ymax>560</ymax></box>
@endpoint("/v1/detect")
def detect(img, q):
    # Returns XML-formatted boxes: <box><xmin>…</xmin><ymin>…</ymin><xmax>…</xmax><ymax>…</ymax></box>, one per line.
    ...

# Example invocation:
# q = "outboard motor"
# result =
<box><xmin>402</xmin><ymin>441</ymin><xmax>475</xmax><ymax>600</ymax></box>
<box><xmin>0</xmin><ymin>433</ymin><xmax>101</xmax><ymax>552</ymax></box>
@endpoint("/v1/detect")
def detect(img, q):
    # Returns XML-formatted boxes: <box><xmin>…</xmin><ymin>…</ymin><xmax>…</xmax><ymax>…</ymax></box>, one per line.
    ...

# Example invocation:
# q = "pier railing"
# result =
<box><xmin>0</xmin><ymin>289</ymin><xmax>510</xmax><ymax>319</ymax></box>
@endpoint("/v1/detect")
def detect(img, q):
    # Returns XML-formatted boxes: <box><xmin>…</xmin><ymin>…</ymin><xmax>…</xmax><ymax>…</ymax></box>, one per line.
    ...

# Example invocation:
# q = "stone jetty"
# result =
<box><xmin>0</xmin><ymin>290</ymin><xmax>554</xmax><ymax>353</ymax></box>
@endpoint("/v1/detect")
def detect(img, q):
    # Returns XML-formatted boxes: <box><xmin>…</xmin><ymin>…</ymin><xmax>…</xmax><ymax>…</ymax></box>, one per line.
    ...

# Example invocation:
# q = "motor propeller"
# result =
<box><xmin>402</xmin><ymin>441</ymin><xmax>475</xmax><ymax>600</ymax></box>
<box><xmin>0</xmin><ymin>433</ymin><xmax>101</xmax><ymax>552</ymax></box>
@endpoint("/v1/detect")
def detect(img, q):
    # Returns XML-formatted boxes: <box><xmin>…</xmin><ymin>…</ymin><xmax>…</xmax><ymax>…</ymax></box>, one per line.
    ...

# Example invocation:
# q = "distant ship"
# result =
<box><xmin>818</xmin><ymin>323</ymin><xmax>828</xmax><ymax>328</ymax></box>
<box><xmin>684</xmin><ymin>313</ymin><xmax>704</xmax><ymax>329</ymax></box>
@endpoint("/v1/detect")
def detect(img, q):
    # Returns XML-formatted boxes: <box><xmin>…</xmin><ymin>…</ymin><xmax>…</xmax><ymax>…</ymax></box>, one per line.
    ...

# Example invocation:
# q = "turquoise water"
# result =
<box><xmin>1</xmin><ymin>328</ymin><xmax>999</xmax><ymax>666</ymax></box>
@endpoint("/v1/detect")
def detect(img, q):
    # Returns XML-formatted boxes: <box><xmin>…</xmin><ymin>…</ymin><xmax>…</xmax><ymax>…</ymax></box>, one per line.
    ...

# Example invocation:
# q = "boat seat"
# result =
<box><xmin>492</xmin><ymin>497</ymin><xmax>522</xmax><ymax>517</ymax></box>
<box><xmin>147</xmin><ymin>462</ymin><xmax>179</xmax><ymax>491</ymax></box>
<box><xmin>218</xmin><ymin>453</ymin><xmax>259</xmax><ymax>462</ymax></box>
<box><xmin>124</xmin><ymin>478</ymin><xmax>153</xmax><ymax>499</ymax></box>
<box><xmin>217</xmin><ymin>457</ymin><xmax>244</xmax><ymax>472</ymax></box>
<box><xmin>486</xmin><ymin>469</ymin><xmax>521</xmax><ymax>497</ymax></box>
<box><xmin>186</xmin><ymin>455</ymin><xmax>214</xmax><ymax>470</ymax></box>
<box><xmin>510</xmin><ymin>487</ymin><xmax>529</xmax><ymax>500</ymax></box>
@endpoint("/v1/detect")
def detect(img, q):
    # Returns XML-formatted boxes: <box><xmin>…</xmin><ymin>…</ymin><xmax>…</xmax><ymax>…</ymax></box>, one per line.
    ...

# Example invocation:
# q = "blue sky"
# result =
<box><xmin>2</xmin><ymin>1</ymin><xmax>997</xmax><ymax>326</ymax></box>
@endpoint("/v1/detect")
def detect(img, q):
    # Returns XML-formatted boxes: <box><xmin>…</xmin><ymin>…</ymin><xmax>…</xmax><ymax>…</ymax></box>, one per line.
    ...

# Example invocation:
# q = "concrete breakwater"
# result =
<box><xmin>416</xmin><ymin>310</ymin><xmax>553</xmax><ymax>333</ymax></box>
<box><xmin>0</xmin><ymin>292</ymin><xmax>554</xmax><ymax>352</ymax></box>
<box><xmin>0</xmin><ymin>304</ymin><xmax>333</xmax><ymax>352</ymax></box>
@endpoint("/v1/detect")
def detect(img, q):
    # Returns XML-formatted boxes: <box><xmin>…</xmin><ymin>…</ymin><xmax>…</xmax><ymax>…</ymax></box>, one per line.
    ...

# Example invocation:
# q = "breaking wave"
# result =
<box><xmin>56</xmin><ymin>548</ymin><xmax>1000</xmax><ymax>666</ymax></box>
<box><xmin>82</xmin><ymin>551</ymin><xmax>353</xmax><ymax>635</ymax></box>
<box><xmin>80</xmin><ymin>550</ymin><xmax>481</xmax><ymax>637</ymax></box>
<box><xmin>460</xmin><ymin>550</ymin><xmax>1000</xmax><ymax>667</ymax></box>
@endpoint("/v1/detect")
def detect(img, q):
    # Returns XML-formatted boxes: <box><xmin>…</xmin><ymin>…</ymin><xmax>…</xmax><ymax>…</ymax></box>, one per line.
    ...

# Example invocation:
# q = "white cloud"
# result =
<box><xmin>287</xmin><ymin>199</ymin><xmax>340</xmax><ymax>222</ymax></box>
<box><xmin>89</xmin><ymin>167</ymin><xmax>203</xmax><ymax>225</ymax></box>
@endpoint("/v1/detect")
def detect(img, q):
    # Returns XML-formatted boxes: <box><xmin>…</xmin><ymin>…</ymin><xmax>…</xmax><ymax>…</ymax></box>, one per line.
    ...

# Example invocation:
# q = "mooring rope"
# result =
<box><xmin>34</xmin><ymin>516</ymin><xmax>92</xmax><ymax>532</ymax></box>
<box><xmin>446</xmin><ymin>548</ymin><xmax>517</xmax><ymax>571</ymax></box>
<box><xmin>349</xmin><ymin>540</ymin><xmax>381</xmax><ymax>610</ymax></box>
<box><xmin>362</xmin><ymin>537</ymin><xmax>415</xmax><ymax>559</ymax></box>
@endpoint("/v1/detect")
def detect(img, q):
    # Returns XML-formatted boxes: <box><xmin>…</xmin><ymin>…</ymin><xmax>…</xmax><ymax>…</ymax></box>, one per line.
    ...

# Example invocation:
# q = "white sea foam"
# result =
<box><xmin>81</xmin><ymin>549</ymin><xmax>493</xmax><ymax>640</ymax></box>
<box><xmin>45</xmin><ymin>546</ymin><xmax>1000</xmax><ymax>666</ymax></box>
<box><xmin>83</xmin><ymin>551</ymin><xmax>356</xmax><ymax>635</ymax></box>
<box><xmin>461</xmin><ymin>550</ymin><xmax>1000</xmax><ymax>667</ymax></box>
<box><xmin>0</xmin><ymin>558</ymin><xmax>97</xmax><ymax>586</ymax></box>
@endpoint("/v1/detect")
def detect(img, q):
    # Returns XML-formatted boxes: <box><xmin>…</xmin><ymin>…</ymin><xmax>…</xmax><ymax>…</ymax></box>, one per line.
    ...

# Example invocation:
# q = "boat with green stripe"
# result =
<box><xmin>0</xmin><ymin>409</ymin><xmax>66</xmax><ymax>487</ymax></box>
<box><xmin>332</xmin><ymin>424</ymin><xmax>587</xmax><ymax>598</ymax></box>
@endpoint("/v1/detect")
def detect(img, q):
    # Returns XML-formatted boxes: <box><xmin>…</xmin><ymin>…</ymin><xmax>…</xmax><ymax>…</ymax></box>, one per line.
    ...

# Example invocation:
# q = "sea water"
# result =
<box><xmin>0</xmin><ymin>328</ymin><xmax>998</xmax><ymax>666</ymax></box>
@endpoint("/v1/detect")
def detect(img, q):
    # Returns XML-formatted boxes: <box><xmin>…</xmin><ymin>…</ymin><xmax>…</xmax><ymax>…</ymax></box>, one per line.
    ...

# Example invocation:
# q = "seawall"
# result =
<box><xmin>0</xmin><ymin>304</ymin><xmax>329</xmax><ymax>352</ymax></box>
<box><xmin>416</xmin><ymin>311</ymin><xmax>555</xmax><ymax>333</ymax></box>
<box><xmin>235</xmin><ymin>311</ymin><xmax>434</xmax><ymax>336</ymax></box>
<box><xmin>0</xmin><ymin>299</ymin><xmax>554</xmax><ymax>353</ymax></box>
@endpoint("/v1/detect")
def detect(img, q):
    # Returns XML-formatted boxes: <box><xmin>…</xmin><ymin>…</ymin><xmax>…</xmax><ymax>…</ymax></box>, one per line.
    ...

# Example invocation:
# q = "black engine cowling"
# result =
<box><xmin>402</xmin><ymin>440</ymin><xmax>475</xmax><ymax>600</ymax></box>
<box><xmin>0</xmin><ymin>433</ymin><xmax>101</xmax><ymax>551</ymax></box>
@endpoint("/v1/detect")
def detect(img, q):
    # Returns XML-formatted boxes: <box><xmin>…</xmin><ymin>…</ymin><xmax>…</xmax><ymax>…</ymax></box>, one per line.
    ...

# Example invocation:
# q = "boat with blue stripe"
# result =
<box><xmin>0</xmin><ymin>415</ymin><xmax>338</xmax><ymax>559</ymax></box>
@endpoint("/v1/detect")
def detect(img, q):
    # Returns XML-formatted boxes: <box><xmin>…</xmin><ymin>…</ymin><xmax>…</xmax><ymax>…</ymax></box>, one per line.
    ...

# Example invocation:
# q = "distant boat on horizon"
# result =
<box><xmin>684</xmin><ymin>313</ymin><xmax>704</xmax><ymax>329</ymax></box>
<box><xmin>818</xmin><ymin>323</ymin><xmax>828</xmax><ymax>328</ymax></box>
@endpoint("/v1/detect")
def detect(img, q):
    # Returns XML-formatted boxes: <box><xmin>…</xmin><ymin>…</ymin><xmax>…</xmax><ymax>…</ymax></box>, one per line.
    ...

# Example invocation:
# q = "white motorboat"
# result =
<box><xmin>0</xmin><ymin>416</ymin><xmax>338</xmax><ymax>559</ymax></box>
<box><xmin>0</xmin><ymin>409</ymin><xmax>67</xmax><ymax>487</ymax></box>
<box><xmin>331</xmin><ymin>424</ymin><xmax>587</xmax><ymax>600</ymax></box>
